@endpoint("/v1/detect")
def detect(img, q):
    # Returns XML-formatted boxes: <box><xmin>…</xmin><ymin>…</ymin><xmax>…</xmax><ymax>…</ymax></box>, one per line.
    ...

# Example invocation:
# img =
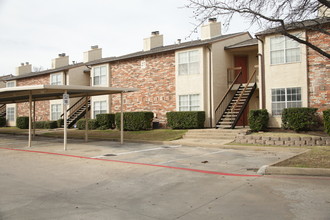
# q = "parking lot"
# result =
<box><xmin>0</xmin><ymin>134</ymin><xmax>330</xmax><ymax>220</ymax></box>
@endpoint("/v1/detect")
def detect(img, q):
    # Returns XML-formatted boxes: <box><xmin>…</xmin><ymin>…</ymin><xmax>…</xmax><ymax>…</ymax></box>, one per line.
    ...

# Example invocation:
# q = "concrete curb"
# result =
<box><xmin>264</xmin><ymin>166</ymin><xmax>330</xmax><ymax>177</ymax></box>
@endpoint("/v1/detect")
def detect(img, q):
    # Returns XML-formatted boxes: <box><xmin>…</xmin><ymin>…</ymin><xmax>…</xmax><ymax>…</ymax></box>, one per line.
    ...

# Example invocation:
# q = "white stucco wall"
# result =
<box><xmin>211</xmin><ymin>33</ymin><xmax>253</xmax><ymax>126</ymax></box>
<box><xmin>90</xmin><ymin>63</ymin><xmax>111</xmax><ymax>119</ymax></box>
<box><xmin>263</xmin><ymin>31</ymin><xmax>308</xmax><ymax>127</ymax></box>
<box><xmin>175</xmin><ymin>47</ymin><xmax>205</xmax><ymax>115</ymax></box>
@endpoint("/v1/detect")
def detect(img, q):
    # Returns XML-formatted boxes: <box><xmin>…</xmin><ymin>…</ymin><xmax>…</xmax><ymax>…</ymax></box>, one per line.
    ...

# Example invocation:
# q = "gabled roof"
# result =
<box><xmin>225</xmin><ymin>38</ymin><xmax>258</xmax><ymax>49</ymax></box>
<box><xmin>7</xmin><ymin>62</ymin><xmax>87</xmax><ymax>81</ymax></box>
<box><xmin>256</xmin><ymin>17</ymin><xmax>330</xmax><ymax>36</ymax></box>
<box><xmin>6</xmin><ymin>31</ymin><xmax>249</xmax><ymax>81</ymax></box>
<box><xmin>85</xmin><ymin>32</ymin><xmax>249</xmax><ymax>66</ymax></box>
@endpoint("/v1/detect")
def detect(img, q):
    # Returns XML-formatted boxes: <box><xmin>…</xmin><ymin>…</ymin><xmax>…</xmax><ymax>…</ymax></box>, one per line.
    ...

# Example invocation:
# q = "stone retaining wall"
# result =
<box><xmin>235</xmin><ymin>134</ymin><xmax>330</xmax><ymax>146</ymax></box>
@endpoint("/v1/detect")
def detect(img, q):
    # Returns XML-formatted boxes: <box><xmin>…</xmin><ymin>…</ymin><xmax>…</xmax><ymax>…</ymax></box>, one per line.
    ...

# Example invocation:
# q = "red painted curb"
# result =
<box><xmin>0</xmin><ymin>147</ymin><xmax>261</xmax><ymax>177</ymax></box>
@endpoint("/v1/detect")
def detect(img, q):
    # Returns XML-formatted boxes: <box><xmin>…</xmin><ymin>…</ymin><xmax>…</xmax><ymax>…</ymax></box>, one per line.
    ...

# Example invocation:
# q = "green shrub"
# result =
<box><xmin>166</xmin><ymin>111</ymin><xmax>205</xmax><ymax>129</ymax></box>
<box><xmin>0</xmin><ymin>117</ymin><xmax>6</xmax><ymax>127</ymax></box>
<box><xmin>248</xmin><ymin>109</ymin><xmax>269</xmax><ymax>132</ymax></box>
<box><xmin>34</xmin><ymin>121</ymin><xmax>58</xmax><ymax>129</ymax></box>
<box><xmin>34</xmin><ymin>121</ymin><xmax>46</xmax><ymax>129</ymax></box>
<box><xmin>17</xmin><ymin>116</ymin><xmax>29</xmax><ymax>129</ymax></box>
<box><xmin>323</xmin><ymin>109</ymin><xmax>330</xmax><ymax>135</ymax></box>
<box><xmin>96</xmin><ymin>113</ymin><xmax>115</xmax><ymax>129</ymax></box>
<box><xmin>76</xmin><ymin>119</ymin><xmax>99</xmax><ymax>130</ymax></box>
<box><xmin>44</xmin><ymin>121</ymin><xmax>58</xmax><ymax>129</ymax></box>
<box><xmin>57</xmin><ymin>119</ymin><xmax>64</xmax><ymax>128</ymax></box>
<box><xmin>115</xmin><ymin>112</ymin><xmax>154</xmax><ymax>131</ymax></box>
<box><xmin>281</xmin><ymin>108</ymin><xmax>318</xmax><ymax>131</ymax></box>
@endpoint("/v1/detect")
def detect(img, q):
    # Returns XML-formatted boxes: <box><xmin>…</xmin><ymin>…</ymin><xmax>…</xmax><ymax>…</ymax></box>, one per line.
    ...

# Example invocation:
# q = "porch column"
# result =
<box><xmin>63</xmin><ymin>90</ymin><xmax>68</xmax><ymax>151</ymax></box>
<box><xmin>120</xmin><ymin>92</ymin><xmax>124</xmax><ymax>145</ymax></box>
<box><xmin>85</xmin><ymin>96</ymin><xmax>89</xmax><ymax>142</ymax></box>
<box><xmin>28</xmin><ymin>92</ymin><xmax>32</xmax><ymax>148</ymax></box>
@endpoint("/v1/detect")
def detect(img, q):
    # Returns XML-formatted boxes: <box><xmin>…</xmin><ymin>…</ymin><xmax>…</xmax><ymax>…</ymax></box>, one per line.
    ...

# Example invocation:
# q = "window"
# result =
<box><xmin>179</xmin><ymin>94</ymin><xmax>200</xmax><ymax>111</ymax></box>
<box><xmin>51</xmin><ymin>104</ymin><xmax>62</xmax><ymax>120</ymax></box>
<box><xmin>50</xmin><ymin>73</ymin><xmax>62</xmax><ymax>85</ymax></box>
<box><xmin>178</xmin><ymin>50</ymin><xmax>200</xmax><ymax>75</ymax></box>
<box><xmin>270</xmin><ymin>35</ymin><xmax>301</xmax><ymax>65</ymax></box>
<box><xmin>6</xmin><ymin>81</ymin><xmax>15</xmax><ymax>87</ymax></box>
<box><xmin>93</xmin><ymin>101</ymin><xmax>107</xmax><ymax>118</ymax></box>
<box><xmin>7</xmin><ymin>107</ymin><xmax>15</xmax><ymax>121</ymax></box>
<box><xmin>93</xmin><ymin>66</ymin><xmax>107</xmax><ymax>86</ymax></box>
<box><xmin>271</xmin><ymin>87</ymin><xmax>302</xmax><ymax>115</ymax></box>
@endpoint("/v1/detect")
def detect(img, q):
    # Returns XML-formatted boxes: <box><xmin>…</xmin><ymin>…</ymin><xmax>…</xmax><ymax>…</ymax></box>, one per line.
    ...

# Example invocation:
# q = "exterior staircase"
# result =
<box><xmin>170</xmin><ymin>129</ymin><xmax>248</xmax><ymax>147</ymax></box>
<box><xmin>215</xmin><ymin>67</ymin><xmax>257</xmax><ymax>129</ymax></box>
<box><xmin>61</xmin><ymin>97</ymin><xmax>91</xmax><ymax>128</ymax></box>
<box><xmin>216</xmin><ymin>83</ymin><xmax>256</xmax><ymax>129</ymax></box>
<box><xmin>0</xmin><ymin>104</ymin><xmax>6</xmax><ymax>118</ymax></box>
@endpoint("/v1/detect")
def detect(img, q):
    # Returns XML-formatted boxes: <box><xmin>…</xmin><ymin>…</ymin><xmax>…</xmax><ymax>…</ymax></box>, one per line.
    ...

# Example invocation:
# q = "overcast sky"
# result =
<box><xmin>0</xmin><ymin>0</ymin><xmax>260</xmax><ymax>76</ymax></box>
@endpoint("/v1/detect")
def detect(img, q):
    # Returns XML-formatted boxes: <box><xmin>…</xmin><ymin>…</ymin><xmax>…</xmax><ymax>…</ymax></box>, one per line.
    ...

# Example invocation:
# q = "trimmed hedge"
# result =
<box><xmin>323</xmin><ymin>109</ymin><xmax>330</xmax><ymax>135</ymax></box>
<box><xmin>166</xmin><ymin>111</ymin><xmax>205</xmax><ymax>129</ymax></box>
<box><xmin>0</xmin><ymin>117</ymin><xmax>6</xmax><ymax>127</ymax></box>
<box><xmin>282</xmin><ymin>108</ymin><xmax>318</xmax><ymax>131</ymax></box>
<box><xmin>115</xmin><ymin>112</ymin><xmax>154</xmax><ymax>131</ymax></box>
<box><xmin>57</xmin><ymin>119</ymin><xmax>64</xmax><ymax>128</ymax></box>
<box><xmin>34</xmin><ymin>121</ymin><xmax>58</xmax><ymax>129</ymax></box>
<box><xmin>76</xmin><ymin>119</ymin><xmax>99</xmax><ymax>130</ymax></box>
<box><xmin>248</xmin><ymin>109</ymin><xmax>269</xmax><ymax>132</ymax></box>
<box><xmin>96</xmin><ymin>113</ymin><xmax>115</xmax><ymax>129</ymax></box>
<box><xmin>17</xmin><ymin>116</ymin><xmax>29</xmax><ymax>129</ymax></box>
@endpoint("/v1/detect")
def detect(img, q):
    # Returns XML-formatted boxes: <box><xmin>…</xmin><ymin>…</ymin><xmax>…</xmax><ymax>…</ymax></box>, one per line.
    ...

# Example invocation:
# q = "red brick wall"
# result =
<box><xmin>307</xmin><ymin>25</ymin><xmax>330</xmax><ymax>113</ymax></box>
<box><xmin>16</xmin><ymin>74</ymin><xmax>51</xmax><ymax>121</ymax></box>
<box><xmin>110</xmin><ymin>52</ymin><xmax>176</xmax><ymax>126</ymax></box>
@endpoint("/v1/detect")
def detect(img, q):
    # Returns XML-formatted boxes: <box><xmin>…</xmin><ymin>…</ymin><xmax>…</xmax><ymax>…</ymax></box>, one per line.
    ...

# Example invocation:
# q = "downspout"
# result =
<box><xmin>256</xmin><ymin>36</ymin><xmax>266</xmax><ymax>109</ymax></box>
<box><xmin>64</xmin><ymin>70</ymin><xmax>68</xmax><ymax>85</ymax></box>
<box><xmin>207</xmin><ymin>45</ymin><xmax>213</xmax><ymax>127</ymax></box>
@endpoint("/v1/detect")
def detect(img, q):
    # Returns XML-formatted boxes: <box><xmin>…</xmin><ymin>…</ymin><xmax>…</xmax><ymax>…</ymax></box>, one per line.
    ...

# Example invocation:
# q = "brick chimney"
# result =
<box><xmin>143</xmin><ymin>31</ymin><xmax>163</xmax><ymax>51</ymax></box>
<box><xmin>201</xmin><ymin>18</ymin><xmax>221</xmax><ymax>40</ymax></box>
<box><xmin>16</xmin><ymin>62</ymin><xmax>32</xmax><ymax>75</ymax></box>
<box><xmin>52</xmin><ymin>53</ymin><xmax>69</xmax><ymax>69</ymax></box>
<box><xmin>84</xmin><ymin>45</ymin><xmax>102</xmax><ymax>62</ymax></box>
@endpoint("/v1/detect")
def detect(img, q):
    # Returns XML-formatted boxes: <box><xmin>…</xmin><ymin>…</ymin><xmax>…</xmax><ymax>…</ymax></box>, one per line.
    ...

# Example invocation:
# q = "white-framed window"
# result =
<box><xmin>93</xmin><ymin>66</ymin><xmax>107</xmax><ymax>86</ymax></box>
<box><xmin>7</xmin><ymin>107</ymin><xmax>15</xmax><ymax>121</ymax></box>
<box><xmin>178</xmin><ymin>50</ymin><xmax>200</xmax><ymax>75</ymax></box>
<box><xmin>93</xmin><ymin>101</ymin><xmax>107</xmax><ymax>118</ymax></box>
<box><xmin>271</xmin><ymin>87</ymin><xmax>302</xmax><ymax>115</ymax></box>
<box><xmin>51</xmin><ymin>104</ymin><xmax>62</xmax><ymax>120</ymax></box>
<box><xmin>179</xmin><ymin>94</ymin><xmax>200</xmax><ymax>111</ymax></box>
<box><xmin>270</xmin><ymin>35</ymin><xmax>301</xmax><ymax>65</ymax></box>
<box><xmin>50</xmin><ymin>73</ymin><xmax>62</xmax><ymax>85</ymax></box>
<box><xmin>6</xmin><ymin>81</ymin><xmax>16</xmax><ymax>87</ymax></box>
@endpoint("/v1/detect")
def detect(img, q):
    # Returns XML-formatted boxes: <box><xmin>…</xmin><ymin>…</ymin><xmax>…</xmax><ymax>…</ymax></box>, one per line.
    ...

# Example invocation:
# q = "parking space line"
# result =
<box><xmin>0</xmin><ymin>146</ymin><xmax>261</xmax><ymax>177</ymax></box>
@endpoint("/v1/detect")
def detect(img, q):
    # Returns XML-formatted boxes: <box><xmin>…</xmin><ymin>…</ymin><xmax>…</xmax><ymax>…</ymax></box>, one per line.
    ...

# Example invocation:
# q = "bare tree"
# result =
<box><xmin>186</xmin><ymin>0</ymin><xmax>330</xmax><ymax>59</ymax></box>
<box><xmin>33</xmin><ymin>66</ymin><xmax>44</xmax><ymax>72</ymax></box>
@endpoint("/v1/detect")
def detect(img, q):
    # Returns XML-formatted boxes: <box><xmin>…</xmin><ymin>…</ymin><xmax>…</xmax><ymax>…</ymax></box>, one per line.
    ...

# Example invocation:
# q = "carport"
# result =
<box><xmin>0</xmin><ymin>85</ymin><xmax>138</xmax><ymax>150</ymax></box>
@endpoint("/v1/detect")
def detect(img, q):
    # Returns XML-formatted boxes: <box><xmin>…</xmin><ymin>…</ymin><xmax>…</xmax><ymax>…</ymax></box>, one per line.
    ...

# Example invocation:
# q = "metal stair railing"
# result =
<box><xmin>0</xmin><ymin>104</ymin><xmax>6</xmax><ymax>117</ymax></box>
<box><xmin>215</xmin><ymin>67</ymin><xmax>242</xmax><ymax>127</ymax></box>
<box><xmin>229</xmin><ymin>67</ymin><xmax>258</xmax><ymax>128</ymax></box>
<box><xmin>61</xmin><ymin>97</ymin><xmax>91</xmax><ymax>127</ymax></box>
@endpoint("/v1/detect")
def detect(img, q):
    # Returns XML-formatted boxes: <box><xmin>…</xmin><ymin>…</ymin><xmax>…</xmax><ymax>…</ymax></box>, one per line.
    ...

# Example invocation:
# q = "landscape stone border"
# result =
<box><xmin>235</xmin><ymin>134</ymin><xmax>330</xmax><ymax>146</ymax></box>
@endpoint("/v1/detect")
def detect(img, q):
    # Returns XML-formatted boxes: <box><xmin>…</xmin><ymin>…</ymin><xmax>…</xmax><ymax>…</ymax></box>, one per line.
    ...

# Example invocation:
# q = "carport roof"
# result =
<box><xmin>0</xmin><ymin>85</ymin><xmax>138</xmax><ymax>104</ymax></box>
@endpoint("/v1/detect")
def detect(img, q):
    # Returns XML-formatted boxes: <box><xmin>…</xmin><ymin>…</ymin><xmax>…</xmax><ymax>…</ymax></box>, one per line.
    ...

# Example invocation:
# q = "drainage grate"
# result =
<box><xmin>103</xmin><ymin>154</ymin><xmax>117</xmax><ymax>157</ymax></box>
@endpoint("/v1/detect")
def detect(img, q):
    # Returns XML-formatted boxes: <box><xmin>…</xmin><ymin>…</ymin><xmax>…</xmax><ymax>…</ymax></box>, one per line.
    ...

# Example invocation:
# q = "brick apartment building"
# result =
<box><xmin>1</xmin><ymin>16</ymin><xmax>329</xmax><ymax>129</ymax></box>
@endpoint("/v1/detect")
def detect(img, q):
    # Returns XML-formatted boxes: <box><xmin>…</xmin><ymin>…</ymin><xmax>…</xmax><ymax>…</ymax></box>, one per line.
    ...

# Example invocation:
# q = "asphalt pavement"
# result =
<box><xmin>0</xmin><ymin>135</ymin><xmax>329</xmax><ymax>220</ymax></box>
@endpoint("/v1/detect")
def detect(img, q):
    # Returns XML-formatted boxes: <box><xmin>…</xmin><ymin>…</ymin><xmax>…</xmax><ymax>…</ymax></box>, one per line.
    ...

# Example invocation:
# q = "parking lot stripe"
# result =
<box><xmin>0</xmin><ymin>147</ymin><xmax>261</xmax><ymax>177</ymax></box>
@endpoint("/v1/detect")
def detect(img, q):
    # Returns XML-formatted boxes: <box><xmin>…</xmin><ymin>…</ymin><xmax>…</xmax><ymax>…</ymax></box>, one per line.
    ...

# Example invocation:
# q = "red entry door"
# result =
<box><xmin>234</xmin><ymin>55</ymin><xmax>249</xmax><ymax>126</ymax></box>
<box><xmin>234</xmin><ymin>56</ymin><xmax>248</xmax><ymax>84</ymax></box>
